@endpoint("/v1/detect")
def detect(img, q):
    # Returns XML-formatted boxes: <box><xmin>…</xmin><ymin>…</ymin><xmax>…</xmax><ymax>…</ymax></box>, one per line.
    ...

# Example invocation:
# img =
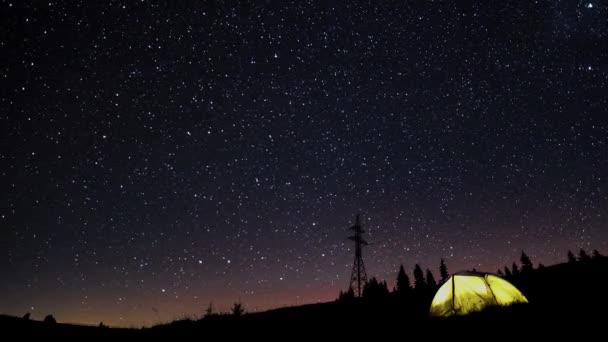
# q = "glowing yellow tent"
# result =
<box><xmin>429</xmin><ymin>272</ymin><xmax>528</xmax><ymax>317</ymax></box>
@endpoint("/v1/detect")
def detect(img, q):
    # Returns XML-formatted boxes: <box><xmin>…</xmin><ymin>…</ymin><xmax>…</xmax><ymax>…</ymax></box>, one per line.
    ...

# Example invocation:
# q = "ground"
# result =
<box><xmin>2</xmin><ymin>257</ymin><xmax>606</xmax><ymax>338</ymax></box>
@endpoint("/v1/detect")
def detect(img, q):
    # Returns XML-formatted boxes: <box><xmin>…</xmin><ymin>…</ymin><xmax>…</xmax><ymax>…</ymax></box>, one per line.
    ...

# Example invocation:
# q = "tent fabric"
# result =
<box><xmin>429</xmin><ymin>272</ymin><xmax>528</xmax><ymax>317</ymax></box>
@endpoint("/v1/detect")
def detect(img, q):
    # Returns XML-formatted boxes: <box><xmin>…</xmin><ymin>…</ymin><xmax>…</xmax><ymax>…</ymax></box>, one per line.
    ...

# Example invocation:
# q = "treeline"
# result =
<box><xmin>498</xmin><ymin>248</ymin><xmax>603</xmax><ymax>277</ymax></box>
<box><xmin>338</xmin><ymin>258</ymin><xmax>450</xmax><ymax>302</ymax></box>
<box><xmin>337</xmin><ymin>248</ymin><xmax>605</xmax><ymax>304</ymax></box>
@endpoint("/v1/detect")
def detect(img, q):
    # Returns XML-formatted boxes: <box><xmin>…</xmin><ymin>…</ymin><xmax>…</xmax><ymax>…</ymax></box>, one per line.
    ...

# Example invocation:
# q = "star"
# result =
<box><xmin>2</xmin><ymin>1</ymin><xmax>605</xmax><ymax>328</ymax></box>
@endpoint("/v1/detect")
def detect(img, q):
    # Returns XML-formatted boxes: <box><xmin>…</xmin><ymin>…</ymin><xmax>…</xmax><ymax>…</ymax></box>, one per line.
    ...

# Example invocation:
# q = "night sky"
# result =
<box><xmin>2</xmin><ymin>1</ymin><xmax>607</xmax><ymax>327</ymax></box>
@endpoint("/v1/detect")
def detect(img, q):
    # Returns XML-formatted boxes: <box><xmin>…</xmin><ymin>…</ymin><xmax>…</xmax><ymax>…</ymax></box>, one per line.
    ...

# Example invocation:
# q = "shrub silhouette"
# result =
<box><xmin>43</xmin><ymin>315</ymin><xmax>57</xmax><ymax>324</ymax></box>
<box><xmin>231</xmin><ymin>302</ymin><xmax>244</xmax><ymax>316</ymax></box>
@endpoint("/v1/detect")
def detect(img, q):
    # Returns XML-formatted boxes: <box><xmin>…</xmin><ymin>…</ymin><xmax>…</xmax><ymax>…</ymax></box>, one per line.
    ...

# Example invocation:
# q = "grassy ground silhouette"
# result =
<box><xmin>2</xmin><ymin>255</ymin><xmax>606</xmax><ymax>338</ymax></box>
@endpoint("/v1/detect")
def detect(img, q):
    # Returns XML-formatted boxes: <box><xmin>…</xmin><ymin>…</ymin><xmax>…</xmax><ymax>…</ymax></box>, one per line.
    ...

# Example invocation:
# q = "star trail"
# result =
<box><xmin>1</xmin><ymin>1</ymin><xmax>607</xmax><ymax>327</ymax></box>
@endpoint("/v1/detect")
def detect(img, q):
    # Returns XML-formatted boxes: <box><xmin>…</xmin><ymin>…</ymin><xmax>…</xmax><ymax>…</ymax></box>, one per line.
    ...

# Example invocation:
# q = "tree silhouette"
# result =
<box><xmin>497</xmin><ymin>269</ymin><xmax>503</xmax><ymax>275</ymax></box>
<box><xmin>413</xmin><ymin>264</ymin><xmax>425</xmax><ymax>291</ymax></box>
<box><xmin>382</xmin><ymin>280</ymin><xmax>389</xmax><ymax>294</ymax></box>
<box><xmin>520</xmin><ymin>251</ymin><xmax>533</xmax><ymax>273</ymax></box>
<box><xmin>439</xmin><ymin>258</ymin><xmax>449</xmax><ymax>283</ymax></box>
<box><xmin>43</xmin><ymin>315</ymin><xmax>57</xmax><ymax>324</ymax></box>
<box><xmin>592</xmin><ymin>249</ymin><xmax>603</xmax><ymax>259</ymax></box>
<box><xmin>362</xmin><ymin>277</ymin><xmax>389</xmax><ymax>299</ymax></box>
<box><xmin>511</xmin><ymin>262</ymin><xmax>520</xmax><ymax>277</ymax></box>
<box><xmin>205</xmin><ymin>302</ymin><xmax>214</xmax><ymax>316</ymax></box>
<box><xmin>567</xmin><ymin>250</ymin><xmax>576</xmax><ymax>263</ymax></box>
<box><xmin>338</xmin><ymin>287</ymin><xmax>355</xmax><ymax>301</ymax></box>
<box><xmin>396</xmin><ymin>264</ymin><xmax>411</xmax><ymax>294</ymax></box>
<box><xmin>579</xmin><ymin>249</ymin><xmax>591</xmax><ymax>262</ymax></box>
<box><xmin>425</xmin><ymin>269</ymin><xmax>437</xmax><ymax>289</ymax></box>
<box><xmin>362</xmin><ymin>278</ymin><xmax>373</xmax><ymax>298</ymax></box>
<box><xmin>504</xmin><ymin>266</ymin><xmax>512</xmax><ymax>277</ymax></box>
<box><xmin>363</xmin><ymin>278</ymin><xmax>375</xmax><ymax>298</ymax></box>
<box><xmin>231</xmin><ymin>302</ymin><xmax>244</xmax><ymax>316</ymax></box>
<box><xmin>22</xmin><ymin>312</ymin><xmax>30</xmax><ymax>320</ymax></box>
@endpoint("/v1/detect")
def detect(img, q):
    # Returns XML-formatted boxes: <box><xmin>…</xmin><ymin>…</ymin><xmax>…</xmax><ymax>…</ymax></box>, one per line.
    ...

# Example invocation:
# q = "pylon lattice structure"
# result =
<box><xmin>348</xmin><ymin>214</ymin><xmax>368</xmax><ymax>297</ymax></box>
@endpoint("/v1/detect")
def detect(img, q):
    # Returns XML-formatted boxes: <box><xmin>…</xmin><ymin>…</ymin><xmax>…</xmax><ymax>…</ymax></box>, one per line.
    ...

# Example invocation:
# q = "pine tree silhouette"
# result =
<box><xmin>362</xmin><ymin>277</ymin><xmax>389</xmax><ymax>299</ymax></box>
<box><xmin>362</xmin><ymin>277</ymin><xmax>376</xmax><ymax>298</ymax></box>
<box><xmin>504</xmin><ymin>266</ymin><xmax>512</xmax><ymax>277</ymax></box>
<box><xmin>231</xmin><ymin>302</ymin><xmax>244</xmax><ymax>316</ymax></box>
<box><xmin>413</xmin><ymin>264</ymin><xmax>426</xmax><ymax>291</ymax></box>
<box><xmin>579</xmin><ymin>249</ymin><xmax>591</xmax><ymax>262</ymax></box>
<box><xmin>567</xmin><ymin>250</ymin><xmax>576</xmax><ymax>263</ymax></box>
<box><xmin>511</xmin><ymin>262</ymin><xmax>520</xmax><ymax>277</ymax></box>
<box><xmin>439</xmin><ymin>258</ymin><xmax>449</xmax><ymax>283</ymax></box>
<box><xmin>520</xmin><ymin>251</ymin><xmax>533</xmax><ymax>273</ymax></box>
<box><xmin>338</xmin><ymin>287</ymin><xmax>355</xmax><ymax>301</ymax></box>
<box><xmin>425</xmin><ymin>269</ymin><xmax>437</xmax><ymax>289</ymax></box>
<box><xmin>205</xmin><ymin>302</ymin><xmax>214</xmax><ymax>316</ymax></box>
<box><xmin>396</xmin><ymin>264</ymin><xmax>411</xmax><ymax>294</ymax></box>
<box><xmin>497</xmin><ymin>269</ymin><xmax>503</xmax><ymax>275</ymax></box>
<box><xmin>592</xmin><ymin>249</ymin><xmax>603</xmax><ymax>259</ymax></box>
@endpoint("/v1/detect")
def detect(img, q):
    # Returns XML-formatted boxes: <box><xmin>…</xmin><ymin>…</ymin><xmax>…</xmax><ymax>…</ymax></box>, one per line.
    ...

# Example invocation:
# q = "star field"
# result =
<box><xmin>1</xmin><ymin>1</ymin><xmax>607</xmax><ymax>327</ymax></box>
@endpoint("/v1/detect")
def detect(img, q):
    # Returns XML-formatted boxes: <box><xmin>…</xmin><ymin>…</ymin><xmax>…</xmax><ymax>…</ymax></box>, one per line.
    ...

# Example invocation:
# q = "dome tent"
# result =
<box><xmin>429</xmin><ymin>271</ymin><xmax>528</xmax><ymax>317</ymax></box>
